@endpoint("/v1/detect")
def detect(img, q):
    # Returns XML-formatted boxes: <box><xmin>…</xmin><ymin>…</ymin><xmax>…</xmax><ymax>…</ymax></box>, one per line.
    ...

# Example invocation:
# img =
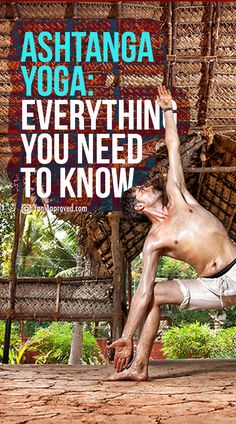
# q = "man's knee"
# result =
<box><xmin>153</xmin><ymin>280</ymin><xmax>184</xmax><ymax>306</ymax></box>
<box><xmin>153</xmin><ymin>282</ymin><xmax>170</xmax><ymax>306</ymax></box>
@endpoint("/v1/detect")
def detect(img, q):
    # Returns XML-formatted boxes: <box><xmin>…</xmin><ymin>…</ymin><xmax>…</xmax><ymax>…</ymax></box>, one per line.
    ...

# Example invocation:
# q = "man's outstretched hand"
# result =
<box><xmin>107</xmin><ymin>337</ymin><xmax>133</xmax><ymax>373</ymax></box>
<box><xmin>157</xmin><ymin>85</ymin><xmax>173</xmax><ymax>109</ymax></box>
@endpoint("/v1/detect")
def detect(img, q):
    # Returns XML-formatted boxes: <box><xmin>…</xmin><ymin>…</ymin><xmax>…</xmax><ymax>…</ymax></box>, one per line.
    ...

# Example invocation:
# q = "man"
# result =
<box><xmin>107</xmin><ymin>86</ymin><xmax>236</xmax><ymax>381</ymax></box>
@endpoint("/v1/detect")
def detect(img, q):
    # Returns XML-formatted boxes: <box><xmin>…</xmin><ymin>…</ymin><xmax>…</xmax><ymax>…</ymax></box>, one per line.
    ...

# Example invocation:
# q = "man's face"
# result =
<box><xmin>133</xmin><ymin>185</ymin><xmax>162</xmax><ymax>210</ymax></box>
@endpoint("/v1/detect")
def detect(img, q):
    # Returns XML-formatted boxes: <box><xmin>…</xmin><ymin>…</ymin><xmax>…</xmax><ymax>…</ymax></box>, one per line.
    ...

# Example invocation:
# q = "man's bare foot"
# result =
<box><xmin>105</xmin><ymin>363</ymin><xmax>148</xmax><ymax>382</ymax></box>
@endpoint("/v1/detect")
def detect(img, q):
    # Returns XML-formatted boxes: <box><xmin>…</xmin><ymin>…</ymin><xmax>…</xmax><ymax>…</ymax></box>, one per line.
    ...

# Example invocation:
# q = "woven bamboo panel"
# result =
<box><xmin>0</xmin><ymin>73</ymin><xmax>10</xmax><ymax>85</ymax></box>
<box><xmin>122</xmin><ymin>3</ymin><xmax>163</xmax><ymax>20</ymax></box>
<box><xmin>0</xmin><ymin>60</ymin><xmax>9</xmax><ymax>72</ymax></box>
<box><xmin>175</xmin><ymin>62</ymin><xmax>202</xmax><ymax>74</ymax></box>
<box><xmin>215</xmin><ymin>63</ymin><xmax>236</xmax><ymax>75</ymax></box>
<box><xmin>200</xmin><ymin>176</ymin><xmax>235</xmax><ymax>227</ymax></box>
<box><xmin>0</xmin><ymin>20</ymin><xmax>12</xmax><ymax>34</ymax></box>
<box><xmin>77</xmin><ymin>3</ymin><xmax>115</xmax><ymax>18</ymax></box>
<box><xmin>0</xmin><ymin>35</ymin><xmax>10</xmax><ymax>48</ymax></box>
<box><xmin>176</xmin><ymin>24</ymin><xmax>205</xmax><ymax>53</ymax></box>
<box><xmin>209</xmin><ymin>92</ymin><xmax>236</xmax><ymax>108</ymax></box>
<box><xmin>207</xmin><ymin>117</ymin><xmax>236</xmax><ymax>126</ymax></box>
<box><xmin>0</xmin><ymin>47</ymin><xmax>9</xmax><ymax>59</ymax></box>
<box><xmin>176</xmin><ymin>5</ymin><xmax>205</xmax><ymax>24</ymax></box>
<box><xmin>215</xmin><ymin>74</ymin><xmax>236</xmax><ymax>87</ymax></box>
<box><xmin>218</xmin><ymin>23</ymin><xmax>236</xmax><ymax>56</ymax></box>
<box><xmin>0</xmin><ymin>104</ymin><xmax>8</xmax><ymax>116</ymax></box>
<box><xmin>221</xmin><ymin>5</ymin><xmax>236</xmax><ymax>23</ymax></box>
<box><xmin>0</xmin><ymin>4</ymin><xmax>7</xmax><ymax>18</ymax></box>
<box><xmin>0</xmin><ymin>277</ymin><xmax>113</xmax><ymax>321</ymax></box>
<box><xmin>0</xmin><ymin>281</ymin><xmax>9</xmax><ymax>312</ymax></box>
<box><xmin>175</xmin><ymin>73</ymin><xmax>202</xmax><ymax>87</ymax></box>
<box><xmin>121</xmin><ymin>74</ymin><xmax>163</xmax><ymax>87</ymax></box>
<box><xmin>18</xmin><ymin>2</ymin><xmax>68</xmax><ymax>18</ymax></box>
<box><xmin>207</xmin><ymin>107</ymin><xmax>236</xmax><ymax>119</ymax></box>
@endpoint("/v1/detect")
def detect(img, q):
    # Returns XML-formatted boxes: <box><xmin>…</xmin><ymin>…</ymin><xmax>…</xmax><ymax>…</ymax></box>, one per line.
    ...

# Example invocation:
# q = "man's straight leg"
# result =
<box><xmin>107</xmin><ymin>280</ymin><xmax>184</xmax><ymax>381</ymax></box>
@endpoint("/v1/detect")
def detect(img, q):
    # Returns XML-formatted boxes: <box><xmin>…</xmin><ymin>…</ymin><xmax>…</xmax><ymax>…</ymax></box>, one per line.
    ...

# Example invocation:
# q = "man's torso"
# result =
<box><xmin>148</xmin><ymin>194</ymin><xmax>236</xmax><ymax>277</ymax></box>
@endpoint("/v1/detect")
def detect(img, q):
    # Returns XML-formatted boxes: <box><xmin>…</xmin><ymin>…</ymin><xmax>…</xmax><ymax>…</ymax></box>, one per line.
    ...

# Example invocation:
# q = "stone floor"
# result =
<box><xmin>0</xmin><ymin>360</ymin><xmax>236</xmax><ymax>424</ymax></box>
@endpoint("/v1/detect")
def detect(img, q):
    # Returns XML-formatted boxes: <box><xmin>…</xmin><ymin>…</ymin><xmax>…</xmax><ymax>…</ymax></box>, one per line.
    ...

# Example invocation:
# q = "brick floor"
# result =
<box><xmin>0</xmin><ymin>360</ymin><xmax>235</xmax><ymax>423</ymax></box>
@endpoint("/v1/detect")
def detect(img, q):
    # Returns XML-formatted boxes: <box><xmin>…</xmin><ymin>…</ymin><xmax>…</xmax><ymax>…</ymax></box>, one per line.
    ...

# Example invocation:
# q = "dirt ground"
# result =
<box><xmin>0</xmin><ymin>360</ymin><xmax>236</xmax><ymax>424</ymax></box>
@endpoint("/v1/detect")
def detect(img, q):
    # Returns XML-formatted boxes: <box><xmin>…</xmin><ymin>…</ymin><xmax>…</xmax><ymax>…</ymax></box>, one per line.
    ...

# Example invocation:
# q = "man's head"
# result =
<box><xmin>121</xmin><ymin>185</ymin><xmax>163</xmax><ymax>222</ymax></box>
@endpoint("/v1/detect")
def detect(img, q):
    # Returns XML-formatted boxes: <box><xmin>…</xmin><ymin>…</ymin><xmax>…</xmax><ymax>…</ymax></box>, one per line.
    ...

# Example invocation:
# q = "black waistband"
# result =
<box><xmin>203</xmin><ymin>258</ymin><xmax>236</xmax><ymax>279</ymax></box>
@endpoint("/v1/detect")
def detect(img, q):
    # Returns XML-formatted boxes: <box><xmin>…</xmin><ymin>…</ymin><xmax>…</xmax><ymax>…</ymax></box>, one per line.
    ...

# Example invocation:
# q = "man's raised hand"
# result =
<box><xmin>107</xmin><ymin>337</ymin><xmax>133</xmax><ymax>373</ymax></box>
<box><xmin>157</xmin><ymin>86</ymin><xmax>173</xmax><ymax>109</ymax></box>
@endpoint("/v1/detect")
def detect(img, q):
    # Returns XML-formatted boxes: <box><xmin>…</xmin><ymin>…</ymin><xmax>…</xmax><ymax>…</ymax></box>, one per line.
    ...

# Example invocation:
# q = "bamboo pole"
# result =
<box><xmin>170</xmin><ymin>1</ymin><xmax>177</xmax><ymax>87</ymax></box>
<box><xmin>10</xmin><ymin>2</ymin><xmax>20</xmax><ymax>20</ymax></box>
<box><xmin>164</xmin><ymin>1</ymin><xmax>172</xmax><ymax>87</ymax></box>
<box><xmin>127</xmin><ymin>261</ymin><xmax>132</xmax><ymax>309</ymax></box>
<box><xmin>184</xmin><ymin>166</ymin><xmax>236</xmax><ymax>174</ymax></box>
<box><xmin>227</xmin><ymin>204</ymin><xmax>236</xmax><ymax>233</ymax></box>
<box><xmin>2</xmin><ymin>201</ymin><xmax>21</xmax><ymax>364</ymax></box>
<box><xmin>189</xmin><ymin>125</ymin><xmax>236</xmax><ymax>134</ymax></box>
<box><xmin>122</xmin><ymin>247</ymin><xmax>127</xmax><ymax>317</ymax></box>
<box><xmin>204</xmin><ymin>3</ymin><xmax>221</xmax><ymax>125</ymax></box>
<box><xmin>198</xmin><ymin>2</ymin><xmax>214</xmax><ymax>126</ymax></box>
<box><xmin>166</xmin><ymin>55</ymin><xmax>236</xmax><ymax>63</ymax></box>
<box><xmin>108</xmin><ymin>211</ymin><xmax>124</xmax><ymax>339</ymax></box>
<box><xmin>196</xmin><ymin>145</ymin><xmax>207</xmax><ymax>201</ymax></box>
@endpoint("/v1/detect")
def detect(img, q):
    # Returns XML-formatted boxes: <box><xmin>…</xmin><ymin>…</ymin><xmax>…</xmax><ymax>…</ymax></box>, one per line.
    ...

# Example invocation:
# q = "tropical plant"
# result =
<box><xmin>162</xmin><ymin>323</ymin><xmax>236</xmax><ymax>359</ymax></box>
<box><xmin>81</xmin><ymin>330</ymin><xmax>107</xmax><ymax>365</ymax></box>
<box><xmin>162</xmin><ymin>322</ymin><xmax>214</xmax><ymax>359</ymax></box>
<box><xmin>0</xmin><ymin>182</ymin><xmax>15</xmax><ymax>276</ymax></box>
<box><xmin>165</xmin><ymin>307</ymin><xmax>212</xmax><ymax>327</ymax></box>
<box><xmin>210</xmin><ymin>327</ymin><xmax>236</xmax><ymax>359</ymax></box>
<box><xmin>158</xmin><ymin>256</ymin><xmax>197</xmax><ymax>279</ymax></box>
<box><xmin>28</xmin><ymin>322</ymin><xmax>106</xmax><ymax>365</ymax></box>
<box><xmin>0</xmin><ymin>320</ymin><xmax>28</xmax><ymax>364</ymax></box>
<box><xmin>18</xmin><ymin>211</ymin><xmax>77</xmax><ymax>278</ymax></box>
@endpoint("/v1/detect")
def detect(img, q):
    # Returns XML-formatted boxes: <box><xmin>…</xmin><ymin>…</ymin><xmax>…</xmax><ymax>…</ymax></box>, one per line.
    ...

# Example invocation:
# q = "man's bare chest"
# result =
<box><xmin>155</xmin><ymin>208</ymin><xmax>202</xmax><ymax>250</ymax></box>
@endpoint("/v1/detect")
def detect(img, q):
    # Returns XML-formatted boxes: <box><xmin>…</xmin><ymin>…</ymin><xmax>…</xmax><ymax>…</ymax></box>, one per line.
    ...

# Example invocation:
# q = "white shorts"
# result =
<box><xmin>176</xmin><ymin>263</ymin><xmax>236</xmax><ymax>310</ymax></box>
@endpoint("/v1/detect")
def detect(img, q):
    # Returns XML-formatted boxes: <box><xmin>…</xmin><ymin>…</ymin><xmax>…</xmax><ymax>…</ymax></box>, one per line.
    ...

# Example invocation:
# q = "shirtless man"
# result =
<box><xmin>107</xmin><ymin>86</ymin><xmax>236</xmax><ymax>381</ymax></box>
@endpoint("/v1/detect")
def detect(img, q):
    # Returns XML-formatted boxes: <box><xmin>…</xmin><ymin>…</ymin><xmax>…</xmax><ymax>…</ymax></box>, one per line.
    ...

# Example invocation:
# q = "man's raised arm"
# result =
<box><xmin>156</xmin><ymin>86</ymin><xmax>185</xmax><ymax>198</ymax></box>
<box><xmin>157</xmin><ymin>86</ymin><xmax>198</xmax><ymax>205</ymax></box>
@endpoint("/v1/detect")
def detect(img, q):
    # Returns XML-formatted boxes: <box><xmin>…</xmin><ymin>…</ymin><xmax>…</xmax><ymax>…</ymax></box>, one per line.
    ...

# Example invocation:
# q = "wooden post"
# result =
<box><xmin>164</xmin><ymin>1</ymin><xmax>172</xmax><ymax>86</ymax></box>
<box><xmin>3</xmin><ymin>203</ymin><xmax>21</xmax><ymax>364</ymax></box>
<box><xmin>170</xmin><ymin>2</ymin><xmax>177</xmax><ymax>86</ymax></box>
<box><xmin>108</xmin><ymin>211</ymin><xmax>124</xmax><ymax>339</ymax></box>
<box><xmin>122</xmin><ymin>247</ymin><xmax>127</xmax><ymax>319</ymax></box>
<box><xmin>184</xmin><ymin>166</ymin><xmax>236</xmax><ymax>173</ymax></box>
<box><xmin>127</xmin><ymin>261</ymin><xmax>132</xmax><ymax>309</ymax></box>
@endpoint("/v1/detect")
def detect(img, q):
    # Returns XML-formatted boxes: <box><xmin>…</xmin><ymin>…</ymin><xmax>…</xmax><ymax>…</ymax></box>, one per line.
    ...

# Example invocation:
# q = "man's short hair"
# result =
<box><xmin>120</xmin><ymin>188</ymin><xmax>150</xmax><ymax>222</ymax></box>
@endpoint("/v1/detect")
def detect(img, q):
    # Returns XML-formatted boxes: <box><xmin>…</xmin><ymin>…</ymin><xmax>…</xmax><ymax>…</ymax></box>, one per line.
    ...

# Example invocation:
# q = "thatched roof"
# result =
<box><xmin>0</xmin><ymin>2</ymin><xmax>235</xmax><ymax>273</ymax></box>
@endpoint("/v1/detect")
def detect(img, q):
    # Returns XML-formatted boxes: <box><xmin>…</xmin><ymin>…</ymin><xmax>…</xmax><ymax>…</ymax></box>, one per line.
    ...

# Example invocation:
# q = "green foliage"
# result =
<box><xmin>18</xmin><ymin>212</ymin><xmax>77</xmax><ymax>277</ymax></box>
<box><xmin>223</xmin><ymin>306</ymin><xmax>236</xmax><ymax>328</ymax></box>
<box><xmin>0</xmin><ymin>321</ymin><xmax>20</xmax><ymax>350</ymax></box>
<box><xmin>166</xmin><ymin>306</ymin><xmax>212</xmax><ymax>326</ymax></box>
<box><xmin>82</xmin><ymin>330</ymin><xmax>106</xmax><ymax>365</ymax></box>
<box><xmin>29</xmin><ymin>322</ymin><xmax>73</xmax><ymax>364</ymax></box>
<box><xmin>24</xmin><ymin>320</ymin><xmax>50</xmax><ymax>338</ymax></box>
<box><xmin>0</xmin><ymin>183</ymin><xmax>15</xmax><ymax>276</ymax></box>
<box><xmin>8</xmin><ymin>341</ymin><xmax>30</xmax><ymax>365</ymax></box>
<box><xmin>210</xmin><ymin>327</ymin><xmax>236</xmax><ymax>359</ymax></box>
<box><xmin>162</xmin><ymin>323</ymin><xmax>236</xmax><ymax>359</ymax></box>
<box><xmin>162</xmin><ymin>322</ymin><xmax>214</xmax><ymax>359</ymax></box>
<box><xmin>158</xmin><ymin>257</ymin><xmax>197</xmax><ymax>279</ymax></box>
<box><xmin>131</xmin><ymin>255</ymin><xmax>197</xmax><ymax>289</ymax></box>
<box><xmin>0</xmin><ymin>320</ymin><xmax>28</xmax><ymax>364</ymax></box>
<box><xmin>28</xmin><ymin>322</ymin><xmax>106</xmax><ymax>365</ymax></box>
<box><xmin>96</xmin><ymin>321</ymin><xmax>111</xmax><ymax>338</ymax></box>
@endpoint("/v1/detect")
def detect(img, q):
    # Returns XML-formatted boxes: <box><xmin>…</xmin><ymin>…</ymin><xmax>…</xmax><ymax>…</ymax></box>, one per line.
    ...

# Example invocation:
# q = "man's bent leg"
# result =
<box><xmin>107</xmin><ymin>280</ymin><xmax>184</xmax><ymax>381</ymax></box>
